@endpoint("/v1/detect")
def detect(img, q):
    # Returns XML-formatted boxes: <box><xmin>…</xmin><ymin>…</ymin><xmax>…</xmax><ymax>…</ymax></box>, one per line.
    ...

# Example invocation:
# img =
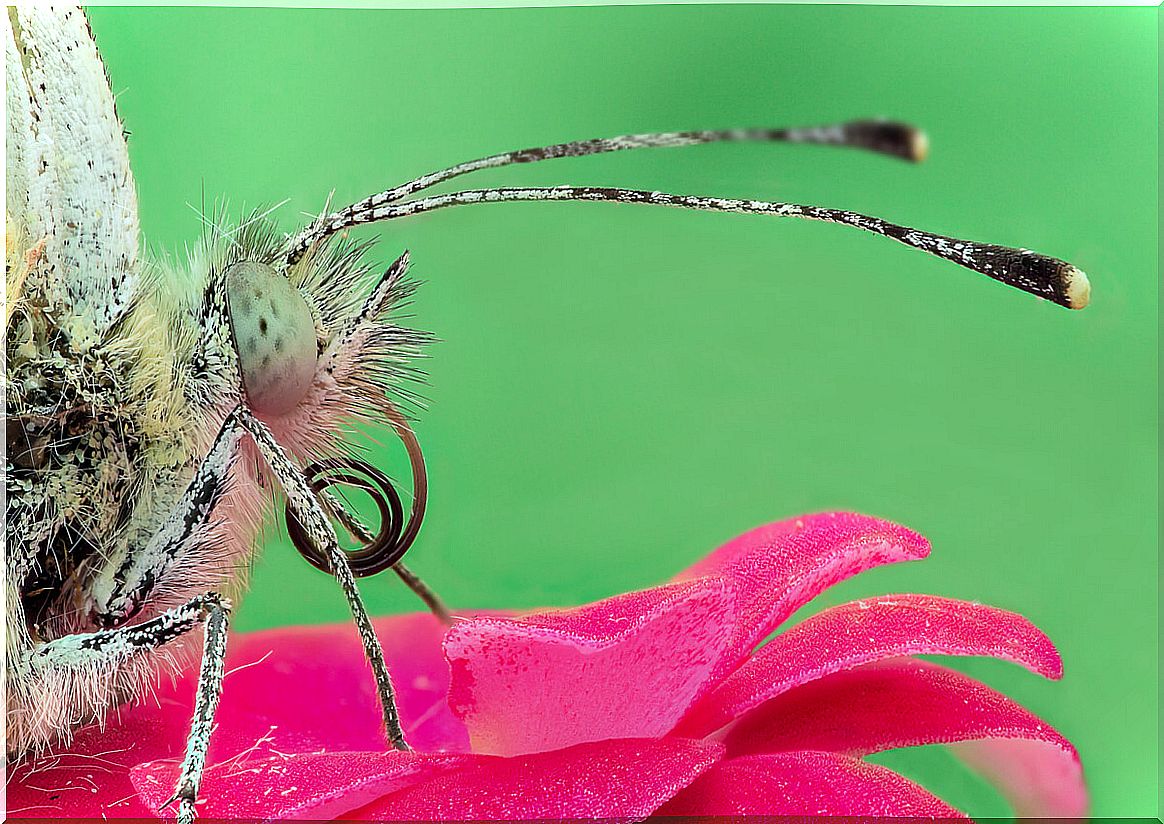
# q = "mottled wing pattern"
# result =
<box><xmin>5</xmin><ymin>5</ymin><xmax>139</xmax><ymax>346</ymax></box>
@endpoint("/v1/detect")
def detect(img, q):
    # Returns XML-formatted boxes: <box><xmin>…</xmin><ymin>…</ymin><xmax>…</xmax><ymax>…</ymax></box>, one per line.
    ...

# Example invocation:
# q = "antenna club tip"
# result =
<box><xmin>1062</xmin><ymin>264</ymin><xmax>1090</xmax><ymax>310</ymax></box>
<box><xmin>908</xmin><ymin>129</ymin><xmax>930</xmax><ymax>163</ymax></box>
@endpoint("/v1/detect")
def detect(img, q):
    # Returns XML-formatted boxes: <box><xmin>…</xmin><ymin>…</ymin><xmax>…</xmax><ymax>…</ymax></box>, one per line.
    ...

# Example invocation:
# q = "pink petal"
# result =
<box><xmin>5</xmin><ymin>612</ymin><xmax>462</xmax><ymax>820</ymax></box>
<box><xmin>213</xmin><ymin>611</ymin><xmax>469</xmax><ymax>755</ymax></box>
<box><xmin>444</xmin><ymin>578</ymin><xmax>736</xmax><ymax>756</ymax></box>
<box><xmin>132</xmin><ymin>751</ymin><xmax>468</xmax><ymax>821</ymax></box>
<box><xmin>658</xmin><ymin>751</ymin><xmax>965</xmax><ymax>817</ymax></box>
<box><xmin>344</xmin><ymin>737</ymin><xmax>724</xmax><ymax>820</ymax></box>
<box><xmin>951</xmin><ymin>737</ymin><xmax>1088</xmax><ymax>818</ymax></box>
<box><xmin>724</xmin><ymin>657</ymin><xmax>1087</xmax><ymax>816</ymax></box>
<box><xmin>5</xmin><ymin>680</ymin><xmax>294</xmax><ymax>819</ymax></box>
<box><xmin>677</xmin><ymin>593</ymin><xmax>1062</xmax><ymax>736</ymax></box>
<box><xmin>5</xmin><ymin>701</ymin><xmax>198</xmax><ymax>819</ymax></box>
<box><xmin>674</xmin><ymin>512</ymin><xmax>930</xmax><ymax>677</ymax></box>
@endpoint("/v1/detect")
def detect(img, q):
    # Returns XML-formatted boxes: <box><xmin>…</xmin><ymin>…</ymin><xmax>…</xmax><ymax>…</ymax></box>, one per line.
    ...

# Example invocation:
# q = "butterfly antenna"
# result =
<box><xmin>286</xmin><ymin>119</ymin><xmax>925</xmax><ymax>262</ymax></box>
<box><xmin>287</xmin><ymin>122</ymin><xmax>1088</xmax><ymax>309</ymax></box>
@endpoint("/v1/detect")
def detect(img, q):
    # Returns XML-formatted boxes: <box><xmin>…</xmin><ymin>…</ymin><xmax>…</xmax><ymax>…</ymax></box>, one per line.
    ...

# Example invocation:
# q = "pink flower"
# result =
<box><xmin>7</xmin><ymin>512</ymin><xmax>1086</xmax><ymax>820</ymax></box>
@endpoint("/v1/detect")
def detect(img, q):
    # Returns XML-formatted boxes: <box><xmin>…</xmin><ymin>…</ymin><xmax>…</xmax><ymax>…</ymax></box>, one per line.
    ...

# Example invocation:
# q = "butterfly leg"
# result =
<box><xmin>90</xmin><ymin>408</ymin><xmax>245</xmax><ymax>625</ymax></box>
<box><xmin>170</xmin><ymin>593</ymin><xmax>230</xmax><ymax>824</ymax></box>
<box><xmin>236</xmin><ymin>406</ymin><xmax>410</xmax><ymax>750</ymax></box>
<box><xmin>22</xmin><ymin>591</ymin><xmax>230</xmax><ymax>824</ymax></box>
<box><xmin>318</xmin><ymin>487</ymin><xmax>452</xmax><ymax>625</ymax></box>
<box><xmin>68</xmin><ymin>408</ymin><xmax>248</xmax><ymax>820</ymax></box>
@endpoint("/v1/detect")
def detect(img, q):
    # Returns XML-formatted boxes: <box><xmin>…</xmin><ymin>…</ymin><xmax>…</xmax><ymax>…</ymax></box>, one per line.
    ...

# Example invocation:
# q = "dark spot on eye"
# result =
<box><xmin>246</xmin><ymin>338</ymin><xmax>257</xmax><ymax>355</ymax></box>
<box><xmin>274</xmin><ymin>336</ymin><xmax>284</xmax><ymax>352</ymax></box>
<box><xmin>259</xmin><ymin>317</ymin><xmax>268</xmax><ymax>335</ymax></box>
<box><xmin>261</xmin><ymin>355</ymin><xmax>270</xmax><ymax>368</ymax></box>
<box><xmin>253</xmin><ymin>288</ymin><xmax>263</xmax><ymax>299</ymax></box>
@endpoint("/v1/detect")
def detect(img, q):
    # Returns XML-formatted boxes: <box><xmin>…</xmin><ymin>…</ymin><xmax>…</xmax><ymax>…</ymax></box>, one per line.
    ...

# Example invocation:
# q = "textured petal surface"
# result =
<box><xmin>344</xmin><ymin>737</ymin><xmax>724</xmax><ymax>820</ymax></box>
<box><xmin>132</xmin><ymin>751</ymin><xmax>467</xmax><ymax>821</ymax></box>
<box><xmin>213</xmin><ymin>611</ymin><xmax>469</xmax><ymax>755</ymax></box>
<box><xmin>5</xmin><ymin>612</ymin><xmax>461</xmax><ymax>819</ymax></box>
<box><xmin>951</xmin><ymin>737</ymin><xmax>1089</xmax><ymax>818</ymax></box>
<box><xmin>674</xmin><ymin>512</ymin><xmax>930</xmax><ymax>677</ymax></box>
<box><xmin>5</xmin><ymin>700</ymin><xmax>199</xmax><ymax>819</ymax></box>
<box><xmin>724</xmin><ymin>658</ymin><xmax>1086</xmax><ymax>816</ymax></box>
<box><xmin>677</xmin><ymin>593</ymin><xmax>1062</xmax><ymax>736</ymax></box>
<box><xmin>445</xmin><ymin>578</ymin><xmax>736</xmax><ymax>756</ymax></box>
<box><xmin>7</xmin><ymin>514</ymin><xmax>1088</xmax><ymax>822</ymax></box>
<box><xmin>658</xmin><ymin>751</ymin><xmax>965</xmax><ymax>817</ymax></box>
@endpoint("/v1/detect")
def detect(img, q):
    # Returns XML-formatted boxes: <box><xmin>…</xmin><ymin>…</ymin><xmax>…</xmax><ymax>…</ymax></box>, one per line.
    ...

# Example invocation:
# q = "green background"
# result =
<box><xmin>87</xmin><ymin>6</ymin><xmax>1157</xmax><ymax>817</ymax></box>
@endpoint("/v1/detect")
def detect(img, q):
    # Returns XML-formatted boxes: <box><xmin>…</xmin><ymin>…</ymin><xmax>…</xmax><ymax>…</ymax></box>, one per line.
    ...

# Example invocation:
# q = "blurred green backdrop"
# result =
<box><xmin>87</xmin><ymin>5</ymin><xmax>1156</xmax><ymax>817</ymax></box>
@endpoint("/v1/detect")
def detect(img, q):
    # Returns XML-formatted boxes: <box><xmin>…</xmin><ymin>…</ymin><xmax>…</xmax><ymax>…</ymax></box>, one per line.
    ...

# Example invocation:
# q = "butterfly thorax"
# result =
<box><xmin>5</xmin><ymin>236</ymin><xmax>197</xmax><ymax>647</ymax></box>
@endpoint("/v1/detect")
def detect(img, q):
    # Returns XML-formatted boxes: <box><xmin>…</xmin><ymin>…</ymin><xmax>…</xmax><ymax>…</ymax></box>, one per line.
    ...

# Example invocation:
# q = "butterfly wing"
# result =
<box><xmin>5</xmin><ymin>5</ymin><xmax>140</xmax><ymax>346</ymax></box>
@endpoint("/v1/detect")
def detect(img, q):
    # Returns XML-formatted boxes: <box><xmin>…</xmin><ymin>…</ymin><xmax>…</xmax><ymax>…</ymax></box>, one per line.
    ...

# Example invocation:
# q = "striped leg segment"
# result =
<box><xmin>318</xmin><ymin>486</ymin><xmax>452</xmax><ymax>625</ymax></box>
<box><xmin>170</xmin><ymin>594</ymin><xmax>231</xmax><ymax>824</ymax></box>
<box><xmin>90</xmin><ymin>409</ymin><xmax>245</xmax><ymax>626</ymax></box>
<box><xmin>237</xmin><ymin>406</ymin><xmax>410</xmax><ymax>750</ymax></box>
<box><xmin>25</xmin><ymin>592</ymin><xmax>232</xmax><ymax>824</ymax></box>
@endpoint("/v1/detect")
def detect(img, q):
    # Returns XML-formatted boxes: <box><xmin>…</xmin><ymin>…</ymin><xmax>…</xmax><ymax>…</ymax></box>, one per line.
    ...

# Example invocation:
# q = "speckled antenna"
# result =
<box><xmin>287</xmin><ymin>119</ymin><xmax>1089</xmax><ymax>310</ymax></box>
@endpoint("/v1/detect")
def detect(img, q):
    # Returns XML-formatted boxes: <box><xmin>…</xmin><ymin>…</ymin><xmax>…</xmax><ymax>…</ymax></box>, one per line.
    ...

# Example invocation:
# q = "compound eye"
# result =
<box><xmin>224</xmin><ymin>261</ymin><xmax>318</xmax><ymax>416</ymax></box>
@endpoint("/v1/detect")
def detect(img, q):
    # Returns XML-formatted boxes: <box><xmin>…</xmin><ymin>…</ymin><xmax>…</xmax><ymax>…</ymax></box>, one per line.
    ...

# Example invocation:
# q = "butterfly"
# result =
<box><xmin>4</xmin><ymin>6</ymin><xmax>1088</xmax><ymax>822</ymax></box>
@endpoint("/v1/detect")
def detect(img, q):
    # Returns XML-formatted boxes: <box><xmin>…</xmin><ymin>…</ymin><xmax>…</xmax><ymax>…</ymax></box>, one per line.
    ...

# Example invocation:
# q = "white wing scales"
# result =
<box><xmin>5</xmin><ymin>5</ymin><xmax>140</xmax><ymax>347</ymax></box>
